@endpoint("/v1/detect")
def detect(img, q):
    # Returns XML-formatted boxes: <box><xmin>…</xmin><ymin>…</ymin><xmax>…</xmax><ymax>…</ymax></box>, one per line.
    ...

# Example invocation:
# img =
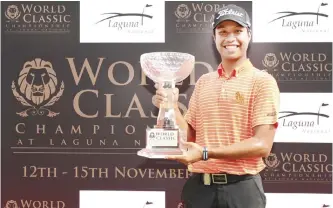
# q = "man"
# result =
<box><xmin>154</xmin><ymin>4</ymin><xmax>280</xmax><ymax>208</ymax></box>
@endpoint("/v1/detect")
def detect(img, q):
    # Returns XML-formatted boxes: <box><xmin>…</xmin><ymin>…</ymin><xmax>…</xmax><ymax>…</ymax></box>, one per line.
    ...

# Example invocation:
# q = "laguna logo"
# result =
<box><xmin>268</xmin><ymin>2</ymin><xmax>329</xmax><ymax>30</ymax></box>
<box><xmin>95</xmin><ymin>4</ymin><xmax>153</xmax><ymax>30</ymax></box>
<box><xmin>279</xmin><ymin>103</ymin><xmax>330</xmax><ymax>130</ymax></box>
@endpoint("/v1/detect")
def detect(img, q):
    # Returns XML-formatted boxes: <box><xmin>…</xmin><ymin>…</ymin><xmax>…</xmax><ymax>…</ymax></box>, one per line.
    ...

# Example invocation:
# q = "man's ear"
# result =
<box><xmin>247</xmin><ymin>28</ymin><xmax>252</xmax><ymax>41</ymax></box>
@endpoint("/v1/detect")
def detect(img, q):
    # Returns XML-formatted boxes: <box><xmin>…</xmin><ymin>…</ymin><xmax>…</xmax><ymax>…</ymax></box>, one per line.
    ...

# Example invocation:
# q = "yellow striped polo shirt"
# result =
<box><xmin>184</xmin><ymin>58</ymin><xmax>280</xmax><ymax>175</ymax></box>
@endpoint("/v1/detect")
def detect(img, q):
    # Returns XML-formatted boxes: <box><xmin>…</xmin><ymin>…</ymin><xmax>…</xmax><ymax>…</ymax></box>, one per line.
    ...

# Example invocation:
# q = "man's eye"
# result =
<box><xmin>219</xmin><ymin>31</ymin><xmax>227</xmax><ymax>35</ymax></box>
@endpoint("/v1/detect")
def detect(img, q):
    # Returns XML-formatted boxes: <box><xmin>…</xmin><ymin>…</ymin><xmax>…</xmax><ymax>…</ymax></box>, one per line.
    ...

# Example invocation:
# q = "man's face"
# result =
<box><xmin>214</xmin><ymin>20</ymin><xmax>251</xmax><ymax>61</ymax></box>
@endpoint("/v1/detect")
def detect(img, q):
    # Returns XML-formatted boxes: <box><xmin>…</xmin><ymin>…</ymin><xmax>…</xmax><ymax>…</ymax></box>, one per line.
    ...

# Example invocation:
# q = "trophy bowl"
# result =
<box><xmin>137</xmin><ymin>52</ymin><xmax>195</xmax><ymax>159</ymax></box>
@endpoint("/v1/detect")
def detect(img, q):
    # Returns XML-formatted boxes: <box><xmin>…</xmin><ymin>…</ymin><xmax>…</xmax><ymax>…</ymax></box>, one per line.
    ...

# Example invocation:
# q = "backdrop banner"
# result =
<box><xmin>1</xmin><ymin>1</ymin><xmax>332</xmax><ymax>208</ymax></box>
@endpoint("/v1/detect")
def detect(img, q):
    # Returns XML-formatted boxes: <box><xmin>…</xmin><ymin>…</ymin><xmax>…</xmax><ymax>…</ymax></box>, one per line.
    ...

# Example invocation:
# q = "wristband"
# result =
<box><xmin>203</xmin><ymin>147</ymin><xmax>208</xmax><ymax>161</ymax></box>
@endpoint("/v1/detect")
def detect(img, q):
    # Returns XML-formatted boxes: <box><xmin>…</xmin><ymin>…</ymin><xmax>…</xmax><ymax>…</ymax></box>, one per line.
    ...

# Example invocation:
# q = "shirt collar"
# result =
<box><xmin>217</xmin><ymin>59</ymin><xmax>253</xmax><ymax>79</ymax></box>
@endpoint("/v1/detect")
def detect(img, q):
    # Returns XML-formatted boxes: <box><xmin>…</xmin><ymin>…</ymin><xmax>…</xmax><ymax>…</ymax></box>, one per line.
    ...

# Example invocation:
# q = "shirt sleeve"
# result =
<box><xmin>252</xmin><ymin>74</ymin><xmax>280</xmax><ymax>128</ymax></box>
<box><xmin>184</xmin><ymin>76</ymin><xmax>203</xmax><ymax>131</ymax></box>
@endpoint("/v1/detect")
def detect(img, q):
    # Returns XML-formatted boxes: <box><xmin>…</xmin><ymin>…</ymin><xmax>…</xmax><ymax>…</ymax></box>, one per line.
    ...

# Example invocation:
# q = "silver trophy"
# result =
<box><xmin>137</xmin><ymin>52</ymin><xmax>195</xmax><ymax>158</ymax></box>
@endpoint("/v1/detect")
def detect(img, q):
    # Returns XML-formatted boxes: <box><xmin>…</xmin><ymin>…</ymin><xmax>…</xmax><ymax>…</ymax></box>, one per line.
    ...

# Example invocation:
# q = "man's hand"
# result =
<box><xmin>153</xmin><ymin>83</ymin><xmax>179</xmax><ymax>108</ymax></box>
<box><xmin>166</xmin><ymin>141</ymin><xmax>203</xmax><ymax>165</ymax></box>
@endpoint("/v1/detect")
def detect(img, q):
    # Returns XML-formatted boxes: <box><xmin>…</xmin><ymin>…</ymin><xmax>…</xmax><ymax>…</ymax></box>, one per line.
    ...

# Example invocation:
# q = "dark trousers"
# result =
<box><xmin>181</xmin><ymin>173</ymin><xmax>266</xmax><ymax>208</ymax></box>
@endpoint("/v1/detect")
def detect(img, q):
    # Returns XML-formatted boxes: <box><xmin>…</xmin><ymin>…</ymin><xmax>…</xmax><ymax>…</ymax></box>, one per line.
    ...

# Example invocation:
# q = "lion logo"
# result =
<box><xmin>4</xmin><ymin>200</ymin><xmax>18</xmax><ymax>208</ymax></box>
<box><xmin>262</xmin><ymin>53</ymin><xmax>279</xmax><ymax>69</ymax></box>
<box><xmin>175</xmin><ymin>4</ymin><xmax>191</xmax><ymax>19</ymax></box>
<box><xmin>5</xmin><ymin>5</ymin><xmax>20</xmax><ymax>21</ymax></box>
<box><xmin>149</xmin><ymin>132</ymin><xmax>155</xmax><ymax>138</ymax></box>
<box><xmin>264</xmin><ymin>153</ymin><xmax>280</xmax><ymax>171</ymax></box>
<box><xmin>11</xmin><ymin>58</ymin><xmax>65</xmax><ymax>117</ymax></box>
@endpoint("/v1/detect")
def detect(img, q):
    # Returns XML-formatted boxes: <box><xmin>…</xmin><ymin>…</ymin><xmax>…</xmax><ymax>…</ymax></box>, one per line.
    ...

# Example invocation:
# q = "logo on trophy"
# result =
<box><xmin>137</xmin><ymin>52</ymin><xmax>195</xmax><ymax>158</ymax></box>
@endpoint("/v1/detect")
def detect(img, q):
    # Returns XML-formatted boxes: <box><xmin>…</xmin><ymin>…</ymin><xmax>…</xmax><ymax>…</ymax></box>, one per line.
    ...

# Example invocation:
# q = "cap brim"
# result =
<box><xmin>213</xmin><ymin>18</ymin><xmax>248</xmax><ymax>29</ymax></box>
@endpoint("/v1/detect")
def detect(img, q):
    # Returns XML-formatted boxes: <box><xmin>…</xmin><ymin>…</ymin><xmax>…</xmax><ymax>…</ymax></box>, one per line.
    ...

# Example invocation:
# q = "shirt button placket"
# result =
<box><xmin>220</xmin><ymin>79</ymin><xmax>227</xmax><ymax>99</ymax></box>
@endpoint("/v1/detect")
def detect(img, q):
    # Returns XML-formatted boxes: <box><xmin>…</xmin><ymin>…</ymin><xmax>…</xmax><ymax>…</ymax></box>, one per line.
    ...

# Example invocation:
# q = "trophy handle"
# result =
<box><xmin>156</xmin><ymin>80</ymin><xmax>178</xmax><ymax>129</ymax></box>
<box><xmin>161</xmin><ymin>80</ymin><xmax>176</xmax><ymax>108</ymax></box>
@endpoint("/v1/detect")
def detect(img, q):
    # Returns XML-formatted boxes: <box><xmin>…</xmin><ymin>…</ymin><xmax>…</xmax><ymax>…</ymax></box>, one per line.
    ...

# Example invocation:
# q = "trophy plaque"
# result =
<box><xmin>137</xmin><ymin>52</ymin><xmax>195</xmax><ymax>159</ymax></box>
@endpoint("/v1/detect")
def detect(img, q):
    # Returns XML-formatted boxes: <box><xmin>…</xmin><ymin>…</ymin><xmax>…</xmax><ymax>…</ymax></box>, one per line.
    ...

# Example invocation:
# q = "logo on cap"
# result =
<box><xmin>216</xmin><ymin>8</ymin><xmax>244</xmax><ymax>19</ymax></box>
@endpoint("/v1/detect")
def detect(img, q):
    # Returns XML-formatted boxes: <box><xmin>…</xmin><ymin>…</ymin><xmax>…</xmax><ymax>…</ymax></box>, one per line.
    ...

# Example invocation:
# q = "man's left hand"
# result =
<box><xmin>165</xmin><ymin>141</ymin><xmax>203</xmax><ymax>165</ymax></box>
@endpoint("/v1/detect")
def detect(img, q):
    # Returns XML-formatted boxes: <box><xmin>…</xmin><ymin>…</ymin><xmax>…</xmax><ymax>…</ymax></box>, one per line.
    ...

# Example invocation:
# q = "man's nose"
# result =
<box><xmin>225</xmin><ymin>33</ymin><xmax>237</xmax><ymax>41</ymax></box>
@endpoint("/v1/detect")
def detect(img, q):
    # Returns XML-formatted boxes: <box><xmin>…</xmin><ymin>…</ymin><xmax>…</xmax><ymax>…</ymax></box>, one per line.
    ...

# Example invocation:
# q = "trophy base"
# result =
<box><xmin>137</xmin><ymin>148</ymin><xmax>184</xmax><ymax>159</ymax></box>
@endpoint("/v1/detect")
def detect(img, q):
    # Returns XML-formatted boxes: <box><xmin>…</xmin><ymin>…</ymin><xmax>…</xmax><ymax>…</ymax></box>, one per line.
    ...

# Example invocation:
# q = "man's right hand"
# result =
<box><xmin>153</xmin><ymin>83</ymin><xmax>179</xmax><ymax>108</ymax></box>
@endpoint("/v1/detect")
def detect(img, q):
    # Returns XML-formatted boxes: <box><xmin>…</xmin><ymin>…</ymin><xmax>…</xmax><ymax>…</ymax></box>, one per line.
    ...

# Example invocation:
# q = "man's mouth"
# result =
<box><xmin>223</xmin><ymin>45</ymin><xmax>239</xmax><ymax>49</ymax></box>
<box><xmin>33</xmin><ymin>92</ymin><xmax>44</xmax><ymax>96</ymax></box>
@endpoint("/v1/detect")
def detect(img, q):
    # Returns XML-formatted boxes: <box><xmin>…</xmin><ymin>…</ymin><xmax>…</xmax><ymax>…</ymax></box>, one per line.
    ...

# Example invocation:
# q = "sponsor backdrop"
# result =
<box><xmin>1</xmin><ymin>0</ymin><xmax>332</xmax><ymax>208</ymax></box>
